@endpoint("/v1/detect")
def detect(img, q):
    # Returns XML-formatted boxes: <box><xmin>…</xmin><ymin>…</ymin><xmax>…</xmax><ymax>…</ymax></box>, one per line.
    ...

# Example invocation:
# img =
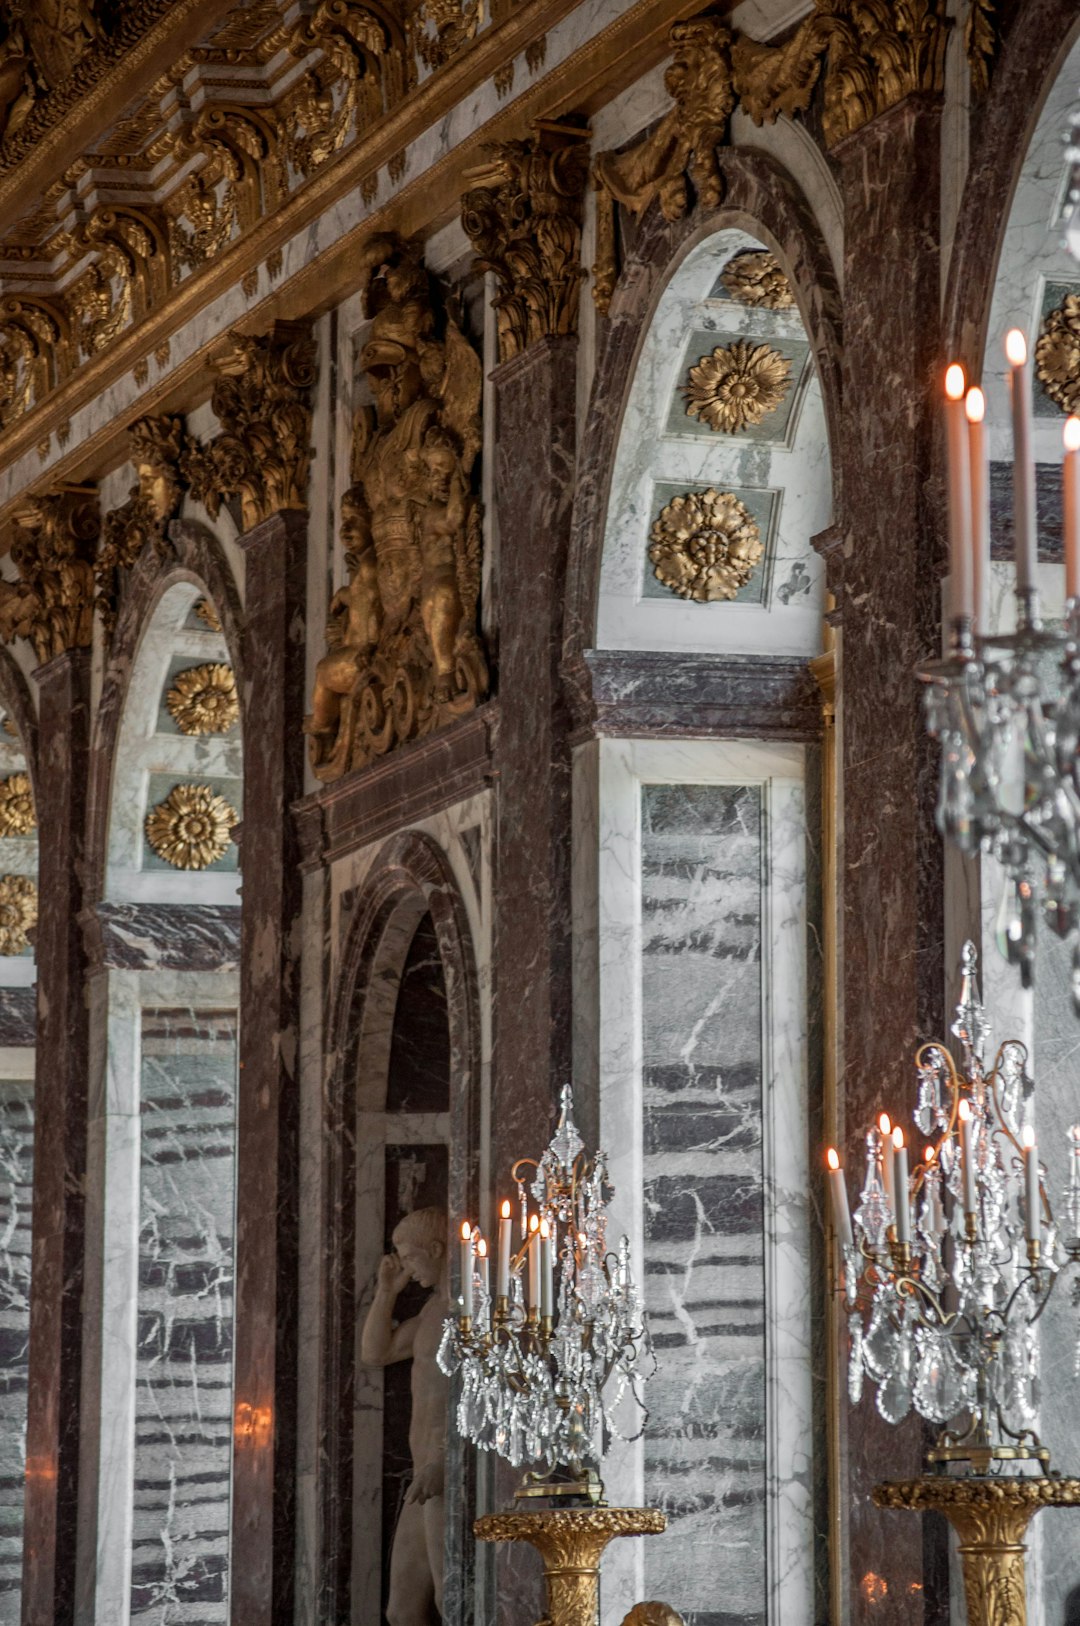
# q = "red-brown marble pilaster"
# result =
<box><xmin>230</xmin><ymin>509</ymin><xmax>306</xmax><ymax>1626</ymax></box>
<box><xmin>21</xmin><ymin>649</ymin><xmax>91</xmax><ymax>1626</ymax></box>
<box><xmin>834</xmin><ymin>98</ymin><xmax>948</xmax><ymax>1626</ymax></box>
<box><xmin>490</xmin><ymin>333</ymin><xmax>577</xmax><ymax>1620</ymax></box>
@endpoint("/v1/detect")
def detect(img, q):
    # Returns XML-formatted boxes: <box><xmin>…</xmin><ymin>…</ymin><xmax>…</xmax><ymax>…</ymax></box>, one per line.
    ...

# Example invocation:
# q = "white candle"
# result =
<box><xmin>966</xmin><ymin>386</ymin><xmax>991</xmax><ymax>632</ymax></box>
<box><xmin>527</xmin><ymin>1215</ymin><xmax>539</xmax><ymax>1311</ymax></box>
<box><xmin>1022</xmin><ymin>1125</ymin><xmax>1040</xmax><ymax>1242</ymax></box>
<box><xmin>460</xmin><ymin>1221</ymin><xmax>474</xmax><ymax>1320</ymax></box>
<box><xmin>1064</xmin><ymin>416</ymin><xmax>1080</xmax><ymax>601</ymax></box>
<box><xmin>1005</xmin><ymin>329</ymin><xmax>1037</xmax><ymax>593</ymax></box>
<box><xmin>879</xmin><ymin>1113</ymin><xmax>895</xmax><ymax>1212</ymax></box>
<box><xmin>826</xmin><ymin>1148</ymin><xmax>854</xmax><ymax>1249</ymax></box>
<box><xmin>945</xmin><ymin>364</ymin><xmax>973</xmax><ymax>620</ymax></box>
<box><xmin>475</xmin><ymin>1236</ymin><xmax>490</xmax><ymax>1309</ymax></box>
<box><xmin>958</xmin><ymin>1100</ymin><xmax>977</xmax><ymax>1217</ymax></box>
<box><xmin>497</xmin><ymin>1199</ymin><xmax>512</xmax><ymax>1299</ymax></box>
<box><xmin>892</xmin><ymin>1128</ymin><xmax>910</xmax><ymax>1246</ymax></box>
<box><xmin>539</xmin><ymin>1218</ymin><xmax>553</xmax><ymax>1319</ymax></box>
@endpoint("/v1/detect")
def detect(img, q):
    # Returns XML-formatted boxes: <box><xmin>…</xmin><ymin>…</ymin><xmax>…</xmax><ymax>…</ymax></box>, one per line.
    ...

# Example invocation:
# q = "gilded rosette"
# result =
<box><xmin>682</xmin><ymin>339</ymin><xmax>791</xmax><ymax>433</ymax></box>
<box><xmin>649</xmin><ymin>489</ymin><xmax>763</xmax><ymax>602</ymax></box>
<box><xmin>145</xmin><ymin>784</ymin><xmax>238</xmax><ymax>870</ymax></box>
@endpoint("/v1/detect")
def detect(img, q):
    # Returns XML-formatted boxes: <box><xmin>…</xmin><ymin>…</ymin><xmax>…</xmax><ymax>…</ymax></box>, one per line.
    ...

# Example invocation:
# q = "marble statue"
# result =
<box><xmin>361</xmin><ymin>1206</ymin><xmax>449</xmax><ymax>1626</ymax></box>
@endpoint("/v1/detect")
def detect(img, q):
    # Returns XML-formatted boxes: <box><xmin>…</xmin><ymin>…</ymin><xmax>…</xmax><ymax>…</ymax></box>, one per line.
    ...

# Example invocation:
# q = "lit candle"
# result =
<box><xmin>966</xmin><ymin>386</ymin><xmax>991</xmax><ymax>632</ymax></box>
<box><xmin>527</xmin><ymin>1213</ymin><xmax>540</xmax><ymax>1312</ymax></box>
<box><xmin>879</xmin><ymin>1113</ymin><xmax>895</xmax><ymax>1212</ymax></box>
<box><xmin>476</xmin><ymin>1235</ymin><xmax>490</xmax><ymax>1304</ymax></box>
<box><xmin>1064</xmin><ymin>416</ymin><xmax>1080</xmax><ymax>602</ymax></box>
<box><xmin>497</xmin><ymin>1199</ymin><xmax>512</xmax><ymax>1299</ymax></box>
<box><xmin>1005</xmin><ymin>329</ymin><xmax>1037</xmax><ymax>594</ymax></box>
<box><xmin>826</xmin><ymin>1148</ymin><xmax>854</xmax><ymax>1249</ymax></box>
<box><xmin>460</xmin><ymin>1221</ymin><xmax>474</xmax><ymax>1320</ymax></box>
<box><xmin>892</xmin><ymin>1127</ymin><xmax>910</xmax><ymax>1246</ymax></box>
<box><xmin>539</xmin><ymin>1217</ymin><xmax>553</xmax><ymax>1319</ymax></box>
<box><xmin>945</xmin><ymin>364</ymin><xmax>973</xmax><ymax>621</ymax></box>
<box><xmin>1022</xmin><ymin>1125</ymin><xmax>1040</xmax><ymax>1243</ymax></box>
<box><xmin>958</xmin><ymin>1100</ymin><xmax>977</xmax><ymax>1217</ymax></box>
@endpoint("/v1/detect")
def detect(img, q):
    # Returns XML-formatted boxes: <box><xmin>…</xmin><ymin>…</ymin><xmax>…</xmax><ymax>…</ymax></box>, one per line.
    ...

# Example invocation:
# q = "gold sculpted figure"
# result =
<box><xmin>306</xmin><ymin>234</ymin><xmax>487</xmax><ymax>779</ymax></box>
<box><xmin>361</xmin><ymin>1207</ymin><xmax>449</xmax><ymax>1626</ymax></box>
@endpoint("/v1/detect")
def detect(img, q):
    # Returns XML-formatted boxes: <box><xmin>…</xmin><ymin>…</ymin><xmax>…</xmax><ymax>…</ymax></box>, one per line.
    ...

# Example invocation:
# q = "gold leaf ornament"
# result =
<box><xmin>166</xmin><ymin>663</ymin><xmax>239</xmax><ymax>736</ymax></box>
<box><xmin>0</xmin><ymin>772</ymin><xmax>35</xmax><ymax>835</ymax></box>
<box><xmin>1035</xmin><ymin>293</ymin><xmax>1080</xmax><ymax>415</ymax></box>
<box><xmin>683</xmin><ymin>339</ymin><xmax>791</xmax><ymax>433</ymax></box>
<box><xmin>649</xmin><ymin>488</ymin><xmax>763</xmax><ymax>602</ymax></box>
<box><xmin>720</xmin><ymin>251</ymin><xmax>794</xmax><ymax>309</ymax></box>
<box><xmin>0</xmin><ymin>874</ymin><xmax>36</xmax><ymax>955</ymax></box>
<box><xmin>146</xmin><ymin>784</ymin><xmax>238</xmax><ymax>870</ymax></box>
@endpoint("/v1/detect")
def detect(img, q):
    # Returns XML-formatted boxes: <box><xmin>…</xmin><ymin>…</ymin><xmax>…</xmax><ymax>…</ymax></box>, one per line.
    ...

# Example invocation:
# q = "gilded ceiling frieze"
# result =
<box><xmin>461</xmin><ymin>121</ymin><xmax>590</xmax><ymax>362</ymax></box>
<box><xmin>306</xmin><ymin>233</ymin><xmax>488</xmax><ymax>780</ymax></box>
<box><xmin>648</xmin><ymin>488</ymin><xmax>763</xmax><ymax>602</ymax></box>
<box><xmin>0</xmin><ymin>484</ymin><xmax>99</xmax><ymax>663</ymax></box>
<box><xmin>181</xmin><ymin>320</ymin><xmax>317</xmax><ymax>532</ymax></box>
<box><xmin>95</xmin><ymin>415</ymin><xmax>185</xmax><ymax>632</ymax></box>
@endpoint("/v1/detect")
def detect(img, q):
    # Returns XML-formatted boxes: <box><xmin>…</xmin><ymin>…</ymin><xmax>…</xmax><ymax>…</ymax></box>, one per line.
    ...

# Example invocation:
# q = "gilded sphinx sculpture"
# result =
<box><xmin>307</xmin><ymin>233</ymin><xmax>487</xmax><ymax>780</ymax></box>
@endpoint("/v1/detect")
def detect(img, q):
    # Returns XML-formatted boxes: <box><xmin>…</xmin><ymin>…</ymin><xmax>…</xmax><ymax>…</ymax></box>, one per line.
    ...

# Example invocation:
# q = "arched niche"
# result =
<box><xmin>596</xmin><ymin>227</ymin><xmax>832</xmax><ymax>657</ymax></box>
<box><xmin>323</xmin><ymin>830</ymin><xmax>481</xmax><ymax>1626</ymax></box>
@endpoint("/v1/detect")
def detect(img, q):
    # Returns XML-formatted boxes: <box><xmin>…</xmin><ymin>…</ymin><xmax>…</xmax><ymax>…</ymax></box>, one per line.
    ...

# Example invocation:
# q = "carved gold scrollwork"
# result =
<box><xmin>287</xmin><ymin>0</ymin><xmax>410</xmax><ymax>175</ymax></box>
<box><xmin>181</xmin><ymin>320</ymin><xmax>317</xmax><ymax>532</ymax></box>
<box><xmin>408</xmin><ymin>0</ymin><xmax>479</xmax><ymax>73</ymax></box>
<box><xmin>96</xmin><ymin>416</ymin><xmax>186</xmax><ymax>632</ymax></box>
<box><xmin>63</xmin><ymin>205</ymin><xmax>171</xmax><ymax>356</ymax></box>
<box><xmin>306</xmin><ymin>232</ymin><xmax>488</xmax><ymax>779</ymax></box>
<box><xmin>462</xmin><ymin>121</ymin><xmax>590</xmax><ymax>362</ymax></box>
<box><xmin>0</xmin><ymin>294</ymin><xmax>71</xmax><ymax>429</ymax></box>
<box><xmin>168</xmin><ymin>106</ymin><xmax>281</xmax><ymax>272</ymax></box>
<box><xmin>0</xmin><ymin>484</ymin><xmax>99</xmax><ymax>664</ymax></box>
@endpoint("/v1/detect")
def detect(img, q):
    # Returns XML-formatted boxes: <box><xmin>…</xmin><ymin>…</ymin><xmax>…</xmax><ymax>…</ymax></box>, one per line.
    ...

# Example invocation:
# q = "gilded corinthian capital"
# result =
<box><xmin>461</xmin><ymin>122</ymin><xmax>590</xmax><ymax>363</ymax></box>
<box><xmin>181</xmin><ymin>321</ymin><xmax>317</xmax><ymax>533</ymax></box>
<box><xmin>0</xmin><ymin>485</ymin><xmax>100</xmax><ymax>665</ymax></box>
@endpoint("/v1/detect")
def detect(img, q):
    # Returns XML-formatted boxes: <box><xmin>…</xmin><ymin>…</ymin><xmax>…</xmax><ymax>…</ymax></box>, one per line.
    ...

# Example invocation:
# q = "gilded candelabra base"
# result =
<box><xmin>874</xmin><ymin>1476</ymin><xmax>1080</xmax><ymax>1625</ymax></box>
<box><xmin>474</xmin><ymin>1506</ymin><xmax>667</xmax><ymax>1626</ymax></box>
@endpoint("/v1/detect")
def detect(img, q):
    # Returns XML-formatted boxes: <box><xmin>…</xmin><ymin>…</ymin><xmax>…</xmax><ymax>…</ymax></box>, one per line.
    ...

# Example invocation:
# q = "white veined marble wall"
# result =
<box><xmin>577</xmin><ymin>736</ymin><xmax>813</xmax><ymax>1626</ymax></box>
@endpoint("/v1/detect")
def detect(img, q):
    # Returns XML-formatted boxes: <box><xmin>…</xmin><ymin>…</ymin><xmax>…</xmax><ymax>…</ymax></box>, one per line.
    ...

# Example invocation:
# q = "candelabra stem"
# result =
<box><xmin>874</xmin><ymin>1477</ymin><xmax>1080</xmax><ymax>1626</ymax></box>
<box><xmin>474</xmin><ymin>1508</ymin><xmax>666</xmax><ymax>1626</ymax></box>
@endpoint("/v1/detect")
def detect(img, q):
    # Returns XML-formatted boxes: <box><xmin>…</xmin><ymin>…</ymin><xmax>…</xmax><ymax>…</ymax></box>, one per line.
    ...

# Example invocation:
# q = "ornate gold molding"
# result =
<box><xmin>462</xmin><ymin>120</ymin><xmax>590</xmax><ymax>362</ymax></box>
<box><xmin>307</xmin><ymin>233</ymin><xmax>487</xmax><ymax>779</ymax></box>
<box><xmin>648</xmin><ymin>487</ymin><xmax>763</xmax><ymax>602</ymax></box>
<box><xmin>145</xmin><ymin>782</ymin><xmax>238</xmax><ymax>869</ymax></box>
<box><xmin>0</xmin><ymin>483</ymin><xmax>99</xmax><ymax>663</ymax></box>
<box><xmin>96</xmin><ymin>415</ymin><xmax>185</xmax><ymax>631</ymax></box>
<box><xmin>181</xmin><ymin>320</ymin><xmax>317</xmax><ymax>531</ymax></box>
<box><xmin>0</xmin><ymin>873</ymin><xmax>36</xmax><ymax>955</ymax></box>
<box><xmin>0</xmin><ymin>771</ymin><xmax>35</xmax><ymax>836</ymax></box>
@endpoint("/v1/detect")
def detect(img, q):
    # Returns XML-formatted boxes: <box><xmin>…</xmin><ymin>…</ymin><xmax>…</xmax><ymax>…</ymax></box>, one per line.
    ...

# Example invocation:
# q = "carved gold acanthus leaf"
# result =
<box><xmin>145</xmin><ymin>783</ymin><xmax>238</xmax><ymax>869</ymax></box>
<box><xmin>0</xmin><ymin>873</ymin><xmax>37</xmax><ymax>955</ymax></box>
<box><xmin>166</xmin><ymin>662</ymin><xmax>239</xmax><ymax>736</ymax></box>
<box><xmin>0</xmin><ymin>772</ymin><xmax>35</xmax><ymax>836</ymax></box>
<box><xmin>1035</xmin><ymin>292</ymin><xmax>1080</xmax><ymax>416</ymax></box>
<box><xmin>683</xmin><ymin>340</ymin><xmax>791</xmax><ymax>434</ymax></box>
<box><xmin>0</xmin><ymin>484</ymin><xmax>100</xmax><ymax>665</ymax></box>
<box><xmin>721</xmin><ymin>251</ymin><xmax>794</xmax><ymax>310</ymax></box>
<box><xmin>194</xmin><ymin>597</ymin><xmax>222</xmax><ymax>632</ymax></box>
<box><xmin>649</xmin><ymin>488</ymin><xmax>763</xmax><ymax>602</ymax></box>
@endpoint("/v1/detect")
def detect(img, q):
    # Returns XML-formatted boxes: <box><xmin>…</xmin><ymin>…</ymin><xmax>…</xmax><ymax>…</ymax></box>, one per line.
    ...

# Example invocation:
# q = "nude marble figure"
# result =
<box><xmin>361</xmin><ymin>1206</ymin><xmax>448</xmax><ymax>1626</ymax></box>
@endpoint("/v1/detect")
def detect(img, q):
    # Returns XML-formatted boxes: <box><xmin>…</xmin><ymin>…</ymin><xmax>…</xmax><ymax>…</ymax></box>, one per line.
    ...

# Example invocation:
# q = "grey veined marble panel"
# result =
<box><xmin>131</xmin><ymin>1010</ymin><xmax>237</xmax><ymax>1626</ymax></box>
<box><xmin>0</xmin><ymin>1079</ymin><xmax>32</xmax><ymax>1626</ymax></box>
<box><xmin>640</xmin><ymin>784</ymin><xmax>765</xmax><ymax>1626</ymax></box>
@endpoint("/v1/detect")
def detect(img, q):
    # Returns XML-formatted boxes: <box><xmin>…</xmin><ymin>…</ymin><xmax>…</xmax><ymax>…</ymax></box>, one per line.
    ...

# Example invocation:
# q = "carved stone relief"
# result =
<box><xmin>306</xmin><ymin>233</ymin><xmax>487</xmax><ymax>780</ymax></box>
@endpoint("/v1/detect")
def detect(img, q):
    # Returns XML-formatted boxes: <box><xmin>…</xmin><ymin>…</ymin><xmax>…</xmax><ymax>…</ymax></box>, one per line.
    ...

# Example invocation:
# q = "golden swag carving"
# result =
<box><xmin>0</xmin><ymin>773</ymin><xmax>35</xmax><ymax>837</ymax></box>
<box><xmin>146</xmin><ymin>783</ymin><xmax>238</xmax><ymax>870</ymax></box>
<box><xmin>306</xmin><ymin>233</ymin><xmax>487</xmax><ymax>780</ymax></box>
<box><xmin>166</xmin><ymin>663</ymin><xmax>239</xmax><ymax>736</ymax></box>
<box><xmin>1035</xmin><ymin>292</ymin><xmax>1080</xmax><ymax>416</ymax></box>
<box><xmin>649</xmin><ymin>488</ymin><xmax>763</xmax><ymax>602</ymax></box>
<box><xmin>409</xmin><ymin>0</ymin><xmax>479</xmax><ymax>73</ymax></box>
<box><xmin>62</xmin><ymin>206</ymin><xmax>172</xmax><ymax>357</ymax></box>
<box><xmin>168</xmin><ymin>106</ymin><xmax>282</xmax><ymax>272</ymax></box>
<box><xmin>96</xmin><ymin>415</ymin><xmax>185</xmax><ymax>632</ymax></box>
<box><xmin>0</xmin><ymin>485</ymin><xmax>100</xmax><ymax>664</ymax></box>
<box><xmin>721</xmin><ymin>251</ymin><xmax>794</xmax><ymax>309</ymax></box>
<box><xmin>0</xmin><ymin>874</ymin><xmax>36</xmax><ymax>955</ymax></box>
<box><xmin>181</xmin><ymin>321</ymin><xmax>317</xmax><ymax>531</ymax></box>
<box><xmin>462</xmin><ymin>122</ymin><xmax>590</xmax><ymax>362</ymax></box>
<box><xmin>683</xmin><ymin>340</ymin><xmax>791</xmax><ymax>433</ymax></box>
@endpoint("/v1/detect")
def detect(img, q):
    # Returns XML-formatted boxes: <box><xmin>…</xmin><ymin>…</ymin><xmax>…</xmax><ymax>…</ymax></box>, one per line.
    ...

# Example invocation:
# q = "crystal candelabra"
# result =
<box><xmin>827</xmin><ymin>943</ymin><xmax>1080</xmax><ymax>1473</ymax></box>
<box><xmin>923</xmin><ymin>334</ymin><xmax>1080</xmax><ymax>1006</ymax></box>
<box><xmin>437</xmin><ymin>1086</ymin><xmax>653</xmax><ymax>1500</ymax></box>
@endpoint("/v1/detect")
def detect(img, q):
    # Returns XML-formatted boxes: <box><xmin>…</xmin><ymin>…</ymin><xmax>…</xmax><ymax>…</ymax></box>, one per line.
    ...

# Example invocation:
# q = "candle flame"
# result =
<box><xmin>958</xmin><ymin>1099</ymin><xmax>972</xmax><ymax>1122</ymax></box>
<box><xmin>945</xmin><ymin>363</ymin><xmax>966</xmax><ymax>400</ymax></box>
<box><xmin>1005</xmin><ymin>329</ymin><xmax>1028</xmax><ymax>367</ymax></box>
<box><xmin>965</xmin><ymin>386</ymin><xmax>985</xmax><ymax>424</ymax></box>
<box><xmin>529</xmin><ymin>1213</ymin><xmax>540</xmax><ymax>1233</ymax></box>
<box><xmin>878</xmin><ymin>1112</ymin><xmax>892</xmax><ymax>1136</ymax></box>
<box><xmin>500</xmin><ymin>1199</ymin><xmax>511</xmax><ymax>1219</ymax></box>
<box><xmin>1022</xmin><ymin>1124</ymin><xmax>1036</xmax><ymax>1150</ymax></box>
<box><xmin>925</xmin><ymin>1145</ymin><xmax>936</xmax><ymax>1162</ymax></box>
<box><xmin>826</xmin><ymin>1147</ymin><xmax>840</xmax><ymax>1171</ymax></box>
<box><xmin>461</xmin><ymin>1221</ymin><xmax>472</xmax><ymax>1241</ymax></box>
<box><xmin>892</xmin><ymin>1126</ymin><xmax>904</xmax><ymax>1150</ymax></box>
<box><xmin>1066</xmin><ymin>416</ymin><xmax>1080</xmax><ymax>453</ymax></box>
<box><xmin>476</xmin><ymin>1236</ymin><xmax>488</xmax><ymax>1258</ymax></box>
<box><xmin>539</xmin><ymin>1218</ymin><xmax>550</xmax><ymax>1239</ymax></box>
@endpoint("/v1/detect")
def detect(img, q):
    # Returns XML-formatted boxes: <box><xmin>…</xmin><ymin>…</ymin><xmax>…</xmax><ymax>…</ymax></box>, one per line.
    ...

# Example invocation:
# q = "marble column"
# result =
<box><xmin>490</xmin><ymin>333</ymin><xmax>577</xmax><ymax>1620</ymax></box>
<box><xmin>833</xmin><ymin>100</ymin><xmax>948</xmax><ymax>1626</ymax></box>
<box><xmin>230</xmin><ymin>509</ymin><xmax>306</xmax><ymax>1626</ymax></box>
<box><xmin>21</xmin><ymin>650</ymin><xmax>92</xmax><ymax>1626</ymax></box>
